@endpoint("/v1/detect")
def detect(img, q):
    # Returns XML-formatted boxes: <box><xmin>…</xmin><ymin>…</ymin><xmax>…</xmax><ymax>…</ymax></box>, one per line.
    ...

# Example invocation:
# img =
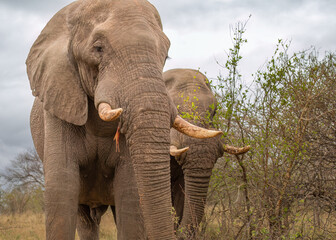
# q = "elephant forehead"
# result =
<box><xmin>170</xmin><ymin>88</ymin><xmax>217</xmax><ymax>113</ymax></box>
<box><xmin>69</xmin><ymin>0</ymin><xmax>165</xmax><ymax>50</ymax></box>
<box><xmin>70</xmin><ymin>0</ymin><xmax>159</xmax><ymax>27</ymax></box>
<box><xmin>164</xmin><ymin>69</ymin><xmax>211</xmax><ymax>90</ymax></box>
<box><xmin>113</xmin><ymin>1</ymin><xmax>158</xmax><ymax>20</ymax></box>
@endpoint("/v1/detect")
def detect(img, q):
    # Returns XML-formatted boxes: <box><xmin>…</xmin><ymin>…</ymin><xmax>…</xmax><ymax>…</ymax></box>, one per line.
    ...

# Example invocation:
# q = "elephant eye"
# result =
<box><xmin>94</xmin><ymin>46</ymin><xmax>104</xmax><ymax>53</ymax></box>
<box><xmin>164</xmin><ymin>56</ymin><xmax>171</xmax><ymax>64</ymax></box>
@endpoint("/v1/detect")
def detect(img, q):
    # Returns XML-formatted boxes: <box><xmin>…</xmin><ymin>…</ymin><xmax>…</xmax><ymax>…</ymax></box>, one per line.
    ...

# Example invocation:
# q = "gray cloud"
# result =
<box><xmin>0</xmin><ymin>0</ymin><xmax>73</xmax><ymax>16</ymax></box>
<box><xmin>153</xmin><ymin>0</ymin><xmax>306</xmax><ymax>30</ymax></box>
<box><xmin>157</xmin><ymin>0</ymin><xmax>336</xmax><ymax>78</ymax></box>
<box><xmin>0</xmin><ymin>5</ymin><xmax>39</xmax><ymax>166</ymax></box>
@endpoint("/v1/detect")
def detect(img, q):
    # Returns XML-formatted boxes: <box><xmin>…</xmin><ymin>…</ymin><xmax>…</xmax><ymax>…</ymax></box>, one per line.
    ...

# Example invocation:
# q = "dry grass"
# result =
<box><xmin>198</xmin><ymin>204</ymin><xmax>336</xmax><ymax>240</ymax></box>
<box><xmin>3</xmin><ymin>206</ymin><xmax>335</xmax><ymax>239</ymax></box>
<box><xmin>0</xmin><ymin>211</ymin><xmax>117</xmax><ymax>240</ymax></box>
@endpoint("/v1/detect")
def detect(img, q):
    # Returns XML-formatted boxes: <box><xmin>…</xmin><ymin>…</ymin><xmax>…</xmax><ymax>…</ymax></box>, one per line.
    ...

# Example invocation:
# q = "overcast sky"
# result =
<box><xmin>0</xmin><ymin>0</ymin><xmax>335</xmax><ymax>168</ymax></box>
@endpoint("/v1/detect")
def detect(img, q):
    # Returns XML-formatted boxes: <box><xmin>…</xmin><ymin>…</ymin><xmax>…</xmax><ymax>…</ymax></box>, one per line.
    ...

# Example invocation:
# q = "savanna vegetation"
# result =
<box><xmin>1</xmin><ymin>20</ymin><xmax>335</xmax><ymax>239</ymax></box>
<box><xmin>198</xmin><ymin>20</ymin><xmax>336</xmax><ymax>239</ymax></box>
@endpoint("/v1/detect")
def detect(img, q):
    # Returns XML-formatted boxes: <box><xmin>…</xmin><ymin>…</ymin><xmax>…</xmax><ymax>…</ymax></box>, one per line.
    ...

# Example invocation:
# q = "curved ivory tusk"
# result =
<box><xmin>98</xmin><ymin>103</ymin><xmax>123</xmax><ymax>122</ymax></box>
<box><xmin>170</xmin><ymin>145</ymin><xmax>189</xmax><ymax>157</ymax></box>
<box><xmin>173</xmin><ymin>116</ymin><xmax>222</xmax><ymax>139</ymax></box>
<box><xmin>223</xmin><ymin>144</ymin><xmax>250</xmax><ymax>155</ymax></box>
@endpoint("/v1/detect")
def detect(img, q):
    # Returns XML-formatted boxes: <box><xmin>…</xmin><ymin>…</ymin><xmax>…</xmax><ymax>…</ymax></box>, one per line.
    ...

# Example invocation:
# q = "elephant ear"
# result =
<box><xmin>26</xmin><ymin>3</ymin><xmax>88</xmax><ymax>126</ymax></box>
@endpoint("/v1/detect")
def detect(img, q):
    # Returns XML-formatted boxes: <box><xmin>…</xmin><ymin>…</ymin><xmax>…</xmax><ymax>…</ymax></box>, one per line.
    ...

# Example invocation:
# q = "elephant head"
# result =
<box><xmin>164</xmin><ymin>69</ymin><xmax>250</xmax><ymax>238</ymax></box>
<box><xmin>26</xmin><ymin>1</ymin><xmax>220</xmax><ymax>239</ymax></box>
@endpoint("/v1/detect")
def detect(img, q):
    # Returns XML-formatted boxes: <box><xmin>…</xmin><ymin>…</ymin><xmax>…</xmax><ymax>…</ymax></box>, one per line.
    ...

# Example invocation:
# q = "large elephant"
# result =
<box><xmin>164</xmin><ymin>69</ymin><xmax>250</xmax><ymax>238</ymax></box>
<box><xmin>26</xmin><ymin>1</ymin><xmax>221</xmax><ymax>239</ymax></box>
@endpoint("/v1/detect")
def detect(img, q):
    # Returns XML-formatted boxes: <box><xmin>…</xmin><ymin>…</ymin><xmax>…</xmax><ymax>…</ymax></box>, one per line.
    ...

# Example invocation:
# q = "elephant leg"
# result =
<box><xmin>170</xmin><ymin>157</ymin><xmax>185</xmax><ymax>227</ymax></box>
<box><xmin>171</xmin><ymin>175</ymin><xmax>185</xmax><ymax>225</ymax></box>
<box><xmin>113</xmin><ymin>155</ymin><xmax>146</xmax><ymax>239</ymax></box>
<box><xmin>77</xmin><ymin>205</ymin><xmax>108</xmax><ymax>240</ymax></box>
<box><xmin>43</xmin><ymin>112</ymin><xmax>82</xmax><ymax>240</ymax></box>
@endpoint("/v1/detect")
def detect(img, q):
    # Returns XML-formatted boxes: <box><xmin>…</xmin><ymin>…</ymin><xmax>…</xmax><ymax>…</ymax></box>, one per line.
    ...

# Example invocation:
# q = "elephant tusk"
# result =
<box><xmin>173</xmin><ymin>116</ymin><xmax>222</xmax><ymax>139</ymax></box>
<box><xmin>170</xmin><ymin>145</ymin><xmax>189</xmax><ymax>157</ymax></box>
<box><xmin>223</xmin><ymin>144</ymin><xmax>250</xmax><ymax>155</ymax></box>
<box><xmin>98</xmin><ymin>103</ymin><xmax>123</xmax><ymax>122</ymax></box>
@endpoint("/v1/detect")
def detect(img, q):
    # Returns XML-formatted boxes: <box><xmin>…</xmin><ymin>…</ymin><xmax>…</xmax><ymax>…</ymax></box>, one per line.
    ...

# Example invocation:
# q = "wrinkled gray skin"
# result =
<box><xmin>27</xmin><ymin>0</ymin><xmax>177</xmax><ymax>239</ymax></box>
<box><xmin>164</xmin><ymin>69</ymin><xmax>225</xmax><ymax>238</ymax></box>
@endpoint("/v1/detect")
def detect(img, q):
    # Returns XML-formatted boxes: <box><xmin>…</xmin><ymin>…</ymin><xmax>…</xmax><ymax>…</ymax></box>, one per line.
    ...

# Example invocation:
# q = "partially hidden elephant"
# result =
<box><xmin>164</xmin><ymin>69</ymin><xmax>250</xmax><ymax>238</ymax></box>
<box><xmin>26</xmin><ymin>1</ymin><xmax>221</xmax><ymax>240</ymax></box>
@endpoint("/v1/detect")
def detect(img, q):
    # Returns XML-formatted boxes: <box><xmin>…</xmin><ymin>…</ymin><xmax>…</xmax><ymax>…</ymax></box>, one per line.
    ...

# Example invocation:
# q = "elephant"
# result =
<box><xmin>164</xmin><ymin>69</ymin><xmax>250</xmax><ymax>238</ymax></box>
<box><xmin>26</xmin><ymin>1</ymin><xmax>221</xmax><ymax>239</ymax></box>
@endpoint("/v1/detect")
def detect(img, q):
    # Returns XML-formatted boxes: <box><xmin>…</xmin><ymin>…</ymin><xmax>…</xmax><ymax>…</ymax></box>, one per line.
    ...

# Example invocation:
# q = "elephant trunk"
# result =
<box><xmin>127</xmin><ymin>119</ymin><xmax>173</xmax><ymax>239</ymax></box>
<box><xmin>180</xmin><ymin>169</ymin><xmax>212</xmax><ymax>236</ymax></box>
<box><xmin>124</xmin><ymin>81</ymin><xmax>174</xmax><ymax>239</ymax></box>
<box><xmin>95</xmin><ymin>64</ymin><xmax>175</xmax><ymax>238</ymax></box>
